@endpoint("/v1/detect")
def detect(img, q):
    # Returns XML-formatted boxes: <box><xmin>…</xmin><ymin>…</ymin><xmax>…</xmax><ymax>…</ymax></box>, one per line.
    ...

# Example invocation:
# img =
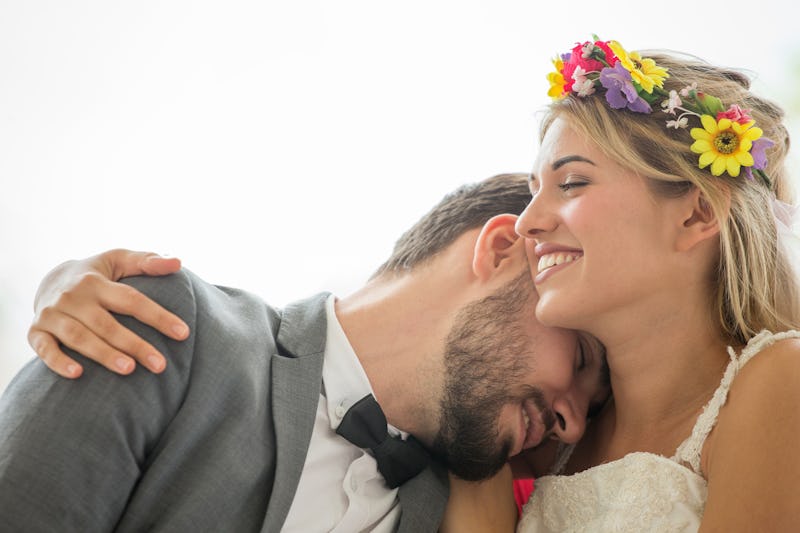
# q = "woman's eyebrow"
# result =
<box><xmin>529</xmin><ymin>154</ymin><xmax>596</xmax><ymax>188</ymax></box>
<box><xmin>552</xmin><ymin>155</ymin><xmax>596</xmax><ymax>171</ymax></box>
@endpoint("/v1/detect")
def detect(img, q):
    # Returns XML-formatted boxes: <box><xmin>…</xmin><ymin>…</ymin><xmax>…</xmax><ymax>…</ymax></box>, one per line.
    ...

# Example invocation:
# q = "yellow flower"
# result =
<box><xmin>547</xmin><ymin>57</ymin><xmax>567</xmax><ymax>99</ymax></box>
<box><xmin>690</xmin><ymin>115</ymin><xmax>763</xmax><ymax>177</ymax></box>
<box><xmin>608</xmin><ymin>40</ymin><xmax>668</xmax><ymax>93</ymax></box>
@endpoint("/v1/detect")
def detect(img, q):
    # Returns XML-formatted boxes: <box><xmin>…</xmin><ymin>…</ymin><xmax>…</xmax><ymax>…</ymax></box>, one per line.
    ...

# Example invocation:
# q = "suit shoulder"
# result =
<box><xmin>121</xmin><ymin>268</ymin><xmax>281</xmax><ymax>336</ymax></box>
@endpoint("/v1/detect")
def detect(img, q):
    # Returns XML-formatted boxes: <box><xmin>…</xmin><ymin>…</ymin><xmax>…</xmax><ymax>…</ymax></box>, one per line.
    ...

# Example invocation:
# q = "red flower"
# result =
<box><xmin>562</xmin><ymin>40</ymin><xmax>618</xmax><ymax>92</ymax></box>
<box><xmin>717</xmin><ymin>104</ymin><xmax>753</xmax><ymax>125</ymax></box>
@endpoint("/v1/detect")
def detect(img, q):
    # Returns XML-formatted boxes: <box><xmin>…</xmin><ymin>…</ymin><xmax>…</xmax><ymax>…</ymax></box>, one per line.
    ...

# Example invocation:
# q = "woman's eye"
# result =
<box><xmin>558</xmin><ymin>180</ymin><xmax>588</xmax><ymax>192</ymax></box>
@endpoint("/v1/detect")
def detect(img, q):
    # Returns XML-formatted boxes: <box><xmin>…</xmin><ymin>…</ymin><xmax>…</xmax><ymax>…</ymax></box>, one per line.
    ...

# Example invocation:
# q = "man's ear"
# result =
<box><xmin>472</xmin><ymin>214</ymin><xmax>526</xmax><ymax>280</ymax></box>
<box><xmin>675</xmin><ymin>188</ymin><xmax>723</xmax><ymax>252</ymax></box>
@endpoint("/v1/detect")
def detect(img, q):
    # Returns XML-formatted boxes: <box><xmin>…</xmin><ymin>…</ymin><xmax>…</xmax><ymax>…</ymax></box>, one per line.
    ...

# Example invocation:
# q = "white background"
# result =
<box><xmin>2</xmin><ymin>0</ymin><xmax>799</xmax><ymax>392</ymax></box>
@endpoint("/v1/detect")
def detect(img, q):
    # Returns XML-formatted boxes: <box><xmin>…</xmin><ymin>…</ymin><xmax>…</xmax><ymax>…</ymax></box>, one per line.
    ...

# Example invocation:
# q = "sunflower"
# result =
<box><xmin>608</xmin><ymin>41</ymin><xmax>668</xmax><ymax>94</ymax></box>
<box><xmin>690</xmin><ymin>115</ymin><xmax>763</xmax><ymax>177</ymax></box>
<box><xmin>547</xmin><ymin>57</ymin><xmax>567</xmax><ymax>99</ymax></box>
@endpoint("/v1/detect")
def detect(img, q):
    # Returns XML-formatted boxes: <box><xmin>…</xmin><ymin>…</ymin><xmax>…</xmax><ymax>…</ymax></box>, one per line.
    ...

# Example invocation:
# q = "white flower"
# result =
<box><xmin>571</xmin><ymin>66</ymin><xmax>596</xmax><ymax>96</ymax></box>
<box><xmin>661</xmin><ymin>90</ymin><xmax>682</xmax><ymax>114</ymax></box>
<box><xmin>581</xmin><ymin>43</ymin><xmax>594</xmax><ymax>59</ymax></box>
<box><xmin>574</xmin><ymin>79</ymin><xmax>596</xmax><ymax>97</ymax></box>
<box><xmin>666</xmin><ymin>117</ymin><xmax>689</xmax><ymax>129</ymax></box>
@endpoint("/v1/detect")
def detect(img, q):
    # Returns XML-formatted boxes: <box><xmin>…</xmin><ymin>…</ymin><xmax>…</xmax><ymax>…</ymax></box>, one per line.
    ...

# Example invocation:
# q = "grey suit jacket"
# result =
<box><xmin>0</xmin><ymin>269</ymin><xmax>448</xmax><ymax>532</ymax></box>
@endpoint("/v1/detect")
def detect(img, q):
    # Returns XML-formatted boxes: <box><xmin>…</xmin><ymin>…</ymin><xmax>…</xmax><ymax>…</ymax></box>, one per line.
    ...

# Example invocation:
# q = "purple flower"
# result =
<box><xmin>744</xmin><ymin>137</ymin><xmax>775</xmax><ymax>180</ymax></box>
<box><xmin>599</xmin><ymin>63</ymin><xmax>651</xmax><ymax>114</ymax></box>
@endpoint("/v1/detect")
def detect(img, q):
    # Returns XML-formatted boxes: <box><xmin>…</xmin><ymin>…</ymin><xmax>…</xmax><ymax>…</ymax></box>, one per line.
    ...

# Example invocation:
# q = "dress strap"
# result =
<box><xmin>671</xmin><ymin>329</ymin><xmax>800</xmax><ymax>474</ymax></box>
<box><xmin>550</xmin><ymin>442</ymin><xmax>576</xmax><ymax>475</ymax></box>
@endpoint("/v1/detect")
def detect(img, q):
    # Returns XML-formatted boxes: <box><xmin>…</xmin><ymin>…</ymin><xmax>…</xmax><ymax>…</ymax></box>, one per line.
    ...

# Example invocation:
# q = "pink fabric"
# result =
<box><xmin>513</xmin><ymin>478</ymin><xmax>535</xmax><ymax>516</ymax></box>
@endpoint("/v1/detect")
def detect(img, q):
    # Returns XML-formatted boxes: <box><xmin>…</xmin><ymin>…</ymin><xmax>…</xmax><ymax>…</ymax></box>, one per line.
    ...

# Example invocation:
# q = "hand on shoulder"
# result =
<box><xmin>28</xmin><ymin>249</ymin><xmax>189</xmax><ymax>378</ymax></box>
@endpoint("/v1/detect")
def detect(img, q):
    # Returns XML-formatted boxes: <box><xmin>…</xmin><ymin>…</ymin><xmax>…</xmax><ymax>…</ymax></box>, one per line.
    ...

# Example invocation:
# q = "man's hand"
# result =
<box><xmin>28</xmin><ymin>249</ymin><xmax>190</xmax><ymax>378</ymax></box>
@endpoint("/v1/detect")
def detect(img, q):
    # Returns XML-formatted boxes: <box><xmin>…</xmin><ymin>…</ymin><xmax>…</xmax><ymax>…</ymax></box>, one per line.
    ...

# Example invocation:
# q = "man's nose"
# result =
<box><xmin>550</xmin><ymin>394</ymin><xmax>588</xmax><ymax>444</ymax></box>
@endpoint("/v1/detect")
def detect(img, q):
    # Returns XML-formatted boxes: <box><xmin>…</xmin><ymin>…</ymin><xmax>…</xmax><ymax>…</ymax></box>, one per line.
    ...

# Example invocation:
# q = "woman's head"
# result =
<box><xmin>536</xmin><ymin>38</ymin><xmax>798</xmax><ymax>343</ymax></box>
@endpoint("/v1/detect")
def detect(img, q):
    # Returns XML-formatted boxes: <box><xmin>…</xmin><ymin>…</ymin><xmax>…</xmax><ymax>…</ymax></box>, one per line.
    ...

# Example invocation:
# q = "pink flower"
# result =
<box><xmin>562</xmin><ymin>40</ymin><xmax>617</xmax><ymax>92</ymax></box>
<box><xmin>717</xmin><ymin>104</ymin><xmax>753</xmax><ymax>125</ymax></box>
<box><xmin>679</xmin><ymin>82</ymin><xmax>697</xmax><ymax>97</ymax></box>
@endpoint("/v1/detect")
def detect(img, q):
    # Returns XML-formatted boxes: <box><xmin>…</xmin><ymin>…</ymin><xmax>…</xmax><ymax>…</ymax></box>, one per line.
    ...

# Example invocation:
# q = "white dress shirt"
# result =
<box><xmin>281</xmin><ymin>295</ymin><xmax>402</xmax><ymax>532</ymax></box>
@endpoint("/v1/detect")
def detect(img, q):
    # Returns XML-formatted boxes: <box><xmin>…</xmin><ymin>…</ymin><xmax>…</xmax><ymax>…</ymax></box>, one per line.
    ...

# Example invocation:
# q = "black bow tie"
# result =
<box><xmin>335</xmin><ymin>394</ymin><xmax>430</xmax><ymax>488</ymax></box>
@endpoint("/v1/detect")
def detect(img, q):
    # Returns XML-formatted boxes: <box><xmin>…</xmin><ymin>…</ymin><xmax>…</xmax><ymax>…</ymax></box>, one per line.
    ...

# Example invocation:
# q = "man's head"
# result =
<box><xmin>422</xmin><ymin>213</ymin><xmax>608</xmax><ymax>481</ymax></box>
<box><xmin>371</xmin><ymin>173</ymin><xmax>533</xmax><ymax>277</ymax></box>
<box><xmin>364</xmin><ymin>174</ymin><xmax>610</xmax><ymax>481</ymax></box>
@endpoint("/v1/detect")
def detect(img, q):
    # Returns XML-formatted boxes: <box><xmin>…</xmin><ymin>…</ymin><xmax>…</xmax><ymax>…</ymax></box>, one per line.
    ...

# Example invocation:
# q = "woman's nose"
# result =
<box><xmin>515</xmin><ymin>193</ymin><xmax>558</xmax><ymax>238</ymax></box>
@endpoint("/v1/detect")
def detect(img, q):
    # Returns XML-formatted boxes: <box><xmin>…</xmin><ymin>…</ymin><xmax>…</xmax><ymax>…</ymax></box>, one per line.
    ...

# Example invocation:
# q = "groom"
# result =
<box><xmin>0</xmin><ymin>173</ymin><xmax>606</xmax><ymax>532</ymax></box>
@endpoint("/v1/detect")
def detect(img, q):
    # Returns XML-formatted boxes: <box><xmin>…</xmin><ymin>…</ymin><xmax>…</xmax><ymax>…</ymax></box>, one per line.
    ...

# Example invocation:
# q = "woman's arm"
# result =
<box><xmin>700</xmin><ymin>338</ymin><xmax>800</xmax><ymax>531</ymax></box>
<box><xmin>439</xmin><ymin>464</ymin><xmax>517</xmax><ymax>533</ymax></box>
<box><xmin>28</xmin><ymin>249</ymin><xmax>189</xmax><ymax>378</ymax></box>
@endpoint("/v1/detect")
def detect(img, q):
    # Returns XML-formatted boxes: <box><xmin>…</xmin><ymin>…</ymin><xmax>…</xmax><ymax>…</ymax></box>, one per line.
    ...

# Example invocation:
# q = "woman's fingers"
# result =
<box><xmin>71</xmin><ymin>303</ymin><xmax>170</xmax><ymax>373</ymax></box>
<box><xmin>30</xmin><ymin>309</ymin><xmax>142</xmax><ymax>376</ymax></box>
<box><xmin>102</xmin><ymin>249</ymin><xmax>182</xmax><ymax>279</ymax></box>
<box><xmin>27</xmin><ymin>330</ymin><xmax>85</xmax><ymax>379</ymax></box>
<box><xmin>33</xmin><ymin>282</ymin><xmax>177</xmax><ymax>375</ymax></box>
<box><xmin>29</xmin><ymin>249</ymin><xmax>190</xmax><ymax>377</ymax></box>
<box><xmin>98</xmin><ymin>281</ymin><xmax>189</xmax><ymax>342</ymax></box>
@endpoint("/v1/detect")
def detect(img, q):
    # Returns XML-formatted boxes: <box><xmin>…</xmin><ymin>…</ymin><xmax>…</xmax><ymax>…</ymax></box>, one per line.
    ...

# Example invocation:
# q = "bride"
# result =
<box><xmin>443</xmin><ymin>37</ymin><xmax>800</xmax><ymax>531</ymax></box>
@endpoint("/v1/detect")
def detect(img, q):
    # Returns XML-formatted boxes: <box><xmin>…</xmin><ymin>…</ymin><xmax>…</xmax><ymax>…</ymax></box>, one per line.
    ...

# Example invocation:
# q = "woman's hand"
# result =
<box><xmin>28</xmin><ymin>249</ymin><xmax>190</xmax><ymax>378</ymax></box>
<box><xmin>439</xmin><ymin>464</ymin><xmax>517</xmax><ymax>533</ymax></box>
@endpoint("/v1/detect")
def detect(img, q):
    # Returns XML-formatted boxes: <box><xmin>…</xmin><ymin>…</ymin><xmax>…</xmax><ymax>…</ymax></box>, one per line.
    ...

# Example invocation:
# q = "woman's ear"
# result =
<box><xmin>472</xmin><ymin>214</ymin><xmax>526</xmax><ymax>280</ymax></box>
<box><xmin>676</xmin><ymin>188</ymin><xmax>723</xmax><ymax>252</ymax></box>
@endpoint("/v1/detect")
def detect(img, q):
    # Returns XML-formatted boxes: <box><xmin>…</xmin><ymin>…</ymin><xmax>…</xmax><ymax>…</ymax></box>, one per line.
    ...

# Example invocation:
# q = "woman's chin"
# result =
<box><xmin>534</xmin><ymin>294</ymin><xmax>581</xmax><ymax>330</ymax></box>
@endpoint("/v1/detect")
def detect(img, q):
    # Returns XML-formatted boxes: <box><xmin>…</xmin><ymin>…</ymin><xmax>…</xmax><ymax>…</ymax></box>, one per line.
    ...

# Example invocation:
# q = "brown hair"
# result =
<box><xmin>373</xmin><ymin>173</ymin><xmax>531</xmax><ymax>277</ymax></box>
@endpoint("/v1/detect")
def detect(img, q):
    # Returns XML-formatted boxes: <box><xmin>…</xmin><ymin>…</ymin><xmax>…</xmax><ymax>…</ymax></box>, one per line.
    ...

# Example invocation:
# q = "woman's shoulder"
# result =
<box><xmin>707</xmin><ymin>330</ymin><xmax>800</xmax><ymax>466</ymax></box>
<box><xmin>700</xmin><ymin>331</ymin><xmax>800</xmax><ymax>528</ymax></box>
<box><xmin>733</xmin><ymin>331</ymin><xmax>800</xmax><ymax>392</ymax></box>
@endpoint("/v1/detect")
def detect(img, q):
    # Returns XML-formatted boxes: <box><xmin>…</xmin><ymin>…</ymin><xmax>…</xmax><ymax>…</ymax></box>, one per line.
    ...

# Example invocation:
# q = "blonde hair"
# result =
<box><xmin>541</xmin><ymin>52</ymin><xmax>799</xmax><ymax>344</ymax></box>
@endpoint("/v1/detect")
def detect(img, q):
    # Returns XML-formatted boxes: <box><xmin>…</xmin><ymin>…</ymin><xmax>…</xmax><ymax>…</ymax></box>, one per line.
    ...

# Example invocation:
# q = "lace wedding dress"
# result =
<box><xmin>517</xmin><ymin>330</ymin><xmax>800</xmax><ymax>533</ymax></box>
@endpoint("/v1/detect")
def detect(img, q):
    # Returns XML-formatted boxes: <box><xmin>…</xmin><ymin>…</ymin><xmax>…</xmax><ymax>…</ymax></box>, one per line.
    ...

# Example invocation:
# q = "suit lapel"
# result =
<box><xmin>261</xmin><ymin>292</ymin><xmax>450</xmax><ymax>532</ymax></box>
<box><xmin>260</xmin><ymin>293</ymin><xmax>329</xmax><ymax>533</ymax></box>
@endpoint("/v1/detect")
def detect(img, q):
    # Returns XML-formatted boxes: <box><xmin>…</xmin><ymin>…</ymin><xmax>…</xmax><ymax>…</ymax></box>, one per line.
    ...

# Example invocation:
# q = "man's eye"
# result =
<box><xmin>577</xmin><ymin>341</ymin><xmax>587</xmax><ymax>371</ymax></box>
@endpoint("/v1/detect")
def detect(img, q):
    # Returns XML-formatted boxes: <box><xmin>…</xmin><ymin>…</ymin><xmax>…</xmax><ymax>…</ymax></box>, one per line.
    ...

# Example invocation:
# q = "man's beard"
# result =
<box><xmin>430</xmin><ymin>271</ymin><xmax>549</xmax><ymax>481</ymax></box>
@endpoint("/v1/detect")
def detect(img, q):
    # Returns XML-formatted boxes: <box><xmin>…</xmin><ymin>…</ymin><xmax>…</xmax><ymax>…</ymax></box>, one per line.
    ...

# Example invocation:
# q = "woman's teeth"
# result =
<box><xmin>538</xmin><ymin>252</ymin><xmax>581</xmax><ymax>273</ymax></box>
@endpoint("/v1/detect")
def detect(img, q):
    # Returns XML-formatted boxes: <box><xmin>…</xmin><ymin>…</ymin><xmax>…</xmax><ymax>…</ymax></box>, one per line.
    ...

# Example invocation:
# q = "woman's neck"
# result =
<box><xmin>589</xmin><ymin>295</ymin><xmax>732</xmax><ymax>450</ymax></box>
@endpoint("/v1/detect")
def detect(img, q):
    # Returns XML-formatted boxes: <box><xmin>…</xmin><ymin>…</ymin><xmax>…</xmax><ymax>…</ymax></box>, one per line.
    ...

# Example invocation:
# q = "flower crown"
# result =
<box><xmin>547</xmin><ymin>36</ymin><xmax>773</xmax><ymax>187</ymax></box>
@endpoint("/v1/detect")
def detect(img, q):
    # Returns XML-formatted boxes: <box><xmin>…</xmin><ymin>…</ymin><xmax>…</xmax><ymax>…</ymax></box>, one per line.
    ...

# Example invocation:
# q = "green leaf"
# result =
<box><xmin>639</xmin><ymin>89</ymin><xmax>660</xmax><ymax>105</ymax></box>
<box><xmin>697</xmin><ymin>93</ymin><xmax>725</xmax><ymax>115</ymax></box>
<box><xmin>754</xmin><ymin>168</ymin><xmax>773</xmax><ymax>189</ymax></box>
